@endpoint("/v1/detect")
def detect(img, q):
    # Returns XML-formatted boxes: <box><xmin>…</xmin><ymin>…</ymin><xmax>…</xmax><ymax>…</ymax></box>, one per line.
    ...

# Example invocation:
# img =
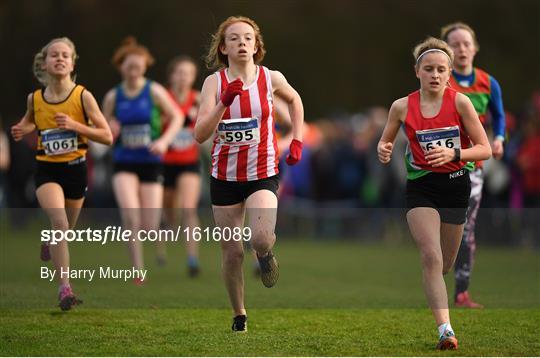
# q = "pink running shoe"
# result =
<box><xmin>133</xmin><ymin>278</ymin><xmax>145</xmax><ymax>286</ymax></box>
<box><xmin>58</xmin><ymin>285</ymin><xmax>82</xmax><ymax>311</ymax></box>
<box><xmin>40</xmin><ymin>243</ymin><xmax>51</xmax><ymax>261</ymax></box>
<box><xmin>455</xmin><ymin>291</ymin><xmax>484</xmax><ymax>309</ymax></box>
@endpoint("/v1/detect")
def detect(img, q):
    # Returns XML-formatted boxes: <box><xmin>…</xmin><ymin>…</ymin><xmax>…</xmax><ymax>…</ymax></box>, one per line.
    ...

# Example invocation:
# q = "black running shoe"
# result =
<box><xmin>58</xmin><ymin>286</ymin><xmax>83</xmax><ymax>311</ymax></box>
<box><xmin>156</xmin><ymin>256</ymin><xmax>167</xmax><ymax>267</ymax></box>
<box><xmin>188</xmin><ymin>265</ymin><xmax>200</xmax><ymax>278</ymax></box>
<box><xmin>232</xmin><ymin>315</ymin><xmax>247</xmax><ymax>332</ymax></box>
<box><xmin>257</xmin><ymin>251</ymin><xmax>279</xmax><ymax>288</ymax></box>
<box><xmin>40</xmin><ymin>243</ymin><xmax>51</xmax><ymax>261</ymax></box>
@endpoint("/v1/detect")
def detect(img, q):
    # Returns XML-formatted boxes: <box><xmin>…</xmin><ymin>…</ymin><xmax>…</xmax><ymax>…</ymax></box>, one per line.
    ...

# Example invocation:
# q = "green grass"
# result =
<box><xmin>1</xmin><ymin>220</ymin><xmax>539</xmax><ymax>356</ymax></box>
<box><xmin>2</xmin><ymin>309</ymin><xmax>538</xmax><ymax>356</ymax></box>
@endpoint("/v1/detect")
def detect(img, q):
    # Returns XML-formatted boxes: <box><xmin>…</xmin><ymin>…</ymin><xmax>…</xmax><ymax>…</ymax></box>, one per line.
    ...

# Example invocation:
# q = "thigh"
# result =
<box><xmin>213</xmin><ymin>202</ymin><xmax>245</xmax><ymax>251</ymax></box>
<box><xmin>139</xmin><ymin>183</ymin><xmax>163</xmax><ymax>209</ymax></box>
<box><xmin>113</xmin><ymin>173</ymin><xmax>142</xmax><ymax>228</ymax></box>
<box><xmin>36</xmin><ymin>183</ymin><xmax>68</xmax><ymax>227</ymax></box>
<box><xmin>245</xmin><ymin>189</ymin><xmax>278</xmax><ymax>235</ymax></box>
<box><xmin>406</xmin><ymin>207</ymin><xmax>442</xmax><ymax>258</ymax></box>
<box><xmin>112</xmin><ymin>172</ymin><xmax>141</xmax><ymax>208</ymax></box>
<box><xmin>176</xmin><ymin>172</ymin><xmax>201</xmax><ymax>209</ymax></box>
<box><xmin>163</xmin><ymin>187</ymin><xmax>175</xmax><ymax>209</ymax></box>
<box><xmin>36</xmin><ymin>182</ymin><xmax>66</xmax><ymax>209</ymax></box>
<box><xmin>440</xmin><ymin>222</ymin><xmax>465</xmax><ymax>266</ymax></box>
<box><xmin>139</xmin><ymin>183</ymin><xmax>163</xmax><ymax>229</ymax></box>
<box><xmin>65</xmin><ymin>197</ymin><xmax>85</xmax><ymax>229</ymax></box>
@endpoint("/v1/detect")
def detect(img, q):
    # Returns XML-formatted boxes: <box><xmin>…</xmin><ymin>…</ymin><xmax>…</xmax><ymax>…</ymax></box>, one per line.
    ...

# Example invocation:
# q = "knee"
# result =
<box><xmin>122</xmin><ymin>216</ymin><xmax>140</xmax><ymax>232</ymax></box>
<box><xmin>249</xmin><ymin>229</ymin><xmax>275</xmax><ymax>254</ymax></box>
<box><xmin>182</xmin><ymin>208</ymin><xmax>199</xmax><ymax>225</ymax></box>
<box><xmin>421</xmin><ymin>251</ymin><xmax>443</xmax><ymax>272</ymax></box>
<box><xmin>50</xmin><ymin>218</ymin><xmax>69</xmax><ymax>232</ymax></box>
<box><xmin>223</xmin><ymin>247</ymin><xmax>244</xmax><ymax>267</ymax></box>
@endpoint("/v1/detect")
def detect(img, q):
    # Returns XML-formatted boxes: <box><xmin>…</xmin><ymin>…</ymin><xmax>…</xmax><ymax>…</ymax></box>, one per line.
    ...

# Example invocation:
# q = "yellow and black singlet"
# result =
<box><xmin>34</xmin><ymin>85</ymin><xmax>89</xmax><ymax>162</ymax></box>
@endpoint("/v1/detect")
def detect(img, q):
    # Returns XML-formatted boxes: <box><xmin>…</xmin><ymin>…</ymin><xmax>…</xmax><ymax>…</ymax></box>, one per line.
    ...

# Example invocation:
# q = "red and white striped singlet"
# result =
<box><xmin>211</xmin><ymin>65</ymin><xmax>279</xmax><ymax>182</ymax></box>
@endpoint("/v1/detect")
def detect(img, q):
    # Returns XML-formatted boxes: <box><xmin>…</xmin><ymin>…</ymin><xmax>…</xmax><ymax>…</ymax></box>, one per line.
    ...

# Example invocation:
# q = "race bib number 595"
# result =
<box><xmin>41</xmin><ymin>129</ymin><xmax>78</xmax><ymax>156</ymax></box>
<box><xmin>218</xmin><ymin>118</ymin><xmax>260</xmax><ymax>146</ymax></box>
<box><xmin>416</xmin><ymin>125</ymin><xmax>461</xmax><ymax>154</ymax></box>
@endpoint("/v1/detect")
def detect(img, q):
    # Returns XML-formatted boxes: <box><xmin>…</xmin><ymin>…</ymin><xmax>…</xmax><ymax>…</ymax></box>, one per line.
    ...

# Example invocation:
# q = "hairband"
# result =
<box><xmin>416</xmin><ymin>49</ymin><xmax>452</xmax><ymax>65</ymax></box>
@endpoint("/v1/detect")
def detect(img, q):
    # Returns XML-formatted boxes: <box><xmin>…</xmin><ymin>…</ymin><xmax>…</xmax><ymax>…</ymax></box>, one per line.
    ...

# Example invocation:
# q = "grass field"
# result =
<box><xmin>1</xmin><ymin>218</ymin><xmax>539</xmax><ymax>356</ymax></box>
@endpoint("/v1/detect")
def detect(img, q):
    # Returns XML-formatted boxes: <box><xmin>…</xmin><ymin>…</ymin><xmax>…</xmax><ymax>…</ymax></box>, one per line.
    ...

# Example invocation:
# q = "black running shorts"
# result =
<box><xmin>210</xmin><ymin>175</ymin><xmax>279</xmax><ymax>206</ymax></box>
<box><xmin>113</xmin><ymin>162</ymin><xmax>164</xmax><ymax>183</ymax></box>
<box><xmin>163</xmin><ymin>162</ymin><xmax>200</xmax><ymax>188</ymax></box>
<box><xmin>406</xmin><ymin>169</ymin><xmax>471</xmax><ymax>224</ymax></box>
<box><xmin>35</xmin><ymin>158</ymin><xmax>88</xmax><ymax>200</ymax></box>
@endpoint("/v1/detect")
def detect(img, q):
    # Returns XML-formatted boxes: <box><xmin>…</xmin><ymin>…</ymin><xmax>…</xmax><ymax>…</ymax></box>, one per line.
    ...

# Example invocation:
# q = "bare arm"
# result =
<box><xmin>54</xmin><ymin>91</ymin><xmax>113</xmax><ymax>145</ymax></box>
<box><xmin>194</xmin><ymin>75</ymin><xmax>227</xmax><ymax>143</ymax></box>
<box><xmin>150</xmin><ymin>82</ymin><xmax>184</xmax><ymax>151</ymax></box>
<box><xmin>273</xmin><ymin>95</ymin><xmax>292</xmax><ymax>131</ymax></box>
<box><xmin>0</xmin><ymin>130</ymin><xmax>9</xmax><ymax>170</ymax></box>
<box><xmin>271</xmin><ymin>70</ymin><xmax>303</xmax><ymax>141</ymax></box>
<box><xmin>425</xmin><ymin>93</ymin><xmax>491</xmax><ymax>167</ymax></box>
<box><xmin>78</xmin><ymin>91</ymin><xmax>113</xmax><ymax>145</ymax></box>
<box><xmin>11</xmin><ymin>94</ymin><xmax>36</xmax><ymax>141</ymax></box>
<box><xmin>377</xmin><ymin>97</ymin><xmax>406</xmax><ymax>164</ymax></box>
<box><xmin>102</xmin><ymin>89</ymin><xmax>120</xmax><ymax>140</ymax></box>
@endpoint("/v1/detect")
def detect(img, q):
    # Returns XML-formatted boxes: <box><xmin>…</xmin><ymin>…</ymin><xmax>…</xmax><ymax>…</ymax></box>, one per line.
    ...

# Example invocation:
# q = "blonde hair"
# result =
<box><xmin>33</xmin><ymin>37</ymin><xmax>78</xmax><ymax>86</ymax></box>
<box><xmin>111</xmin><ymin>36</ymin><xmax>155</xmax><ymax>69</ymax></box>
<box><xmin>205</xmin><ymin>16</ymin><xmax>266</xmax><ymax>70</ymax></box>
<box><xmin>440</xmin><ymin>22</ymin><xmax>480</xmax><ymax>51</ymax></box>
<box><xmin>413</xmin><ymin>37</ymin><xmax>454</xmax><ymax>67</ymax></box>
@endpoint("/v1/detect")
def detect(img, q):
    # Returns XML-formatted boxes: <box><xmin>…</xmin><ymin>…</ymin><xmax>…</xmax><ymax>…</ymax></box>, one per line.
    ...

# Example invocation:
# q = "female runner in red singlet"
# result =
<box><xmin>377</xmin><ymin>37</ymin><xmax>491</xmax><ymax>350</ymax></box>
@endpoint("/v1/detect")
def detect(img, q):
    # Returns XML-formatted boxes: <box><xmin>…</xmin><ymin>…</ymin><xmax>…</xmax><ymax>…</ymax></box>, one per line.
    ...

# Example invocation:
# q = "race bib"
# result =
<box><xmin>416</xmin><ymin>125</ymin><xmax>461</xmax><ymax>154</ymax></box>
<box><xmin>217</xmin><ymin>118</ymin><xmax>260</xmax><ymax>146</ymax></box>
<box><xmin>41</xmin><ymin>129</ymin><xmax>77</xmax><ymax>156</ymax></box>
<box><xmin>121</xmin><ymin>124</ymin><xmax>151</xmax><ymax>149</ymax></box>
<box><xmin>171</xmin><ymin>128</ymin><xmax>195</xmax><ymax>150</ymax></box>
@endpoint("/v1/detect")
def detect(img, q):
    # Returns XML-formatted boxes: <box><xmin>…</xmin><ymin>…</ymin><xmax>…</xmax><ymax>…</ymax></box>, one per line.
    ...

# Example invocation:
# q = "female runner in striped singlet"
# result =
<box><xmin>195</xmin><ymin>16</ymin><xmax>304</xmax><ymax>332</ymax></box>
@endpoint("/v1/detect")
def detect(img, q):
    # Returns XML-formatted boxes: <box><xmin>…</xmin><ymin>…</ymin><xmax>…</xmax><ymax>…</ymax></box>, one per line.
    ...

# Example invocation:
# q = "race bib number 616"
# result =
<box><xmin>416</xmin><ymin>125</ymin><xmax>461</xmax><ymax>154</ymax></box>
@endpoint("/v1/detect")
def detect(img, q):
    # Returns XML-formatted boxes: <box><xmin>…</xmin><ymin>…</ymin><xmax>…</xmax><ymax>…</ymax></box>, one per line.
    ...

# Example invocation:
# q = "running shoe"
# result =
<box><xmin>436</xmin><ymin>330</ymin><xmax>458</xmax><ymax>350</ymax></box>
<box><xmin>188</xmin><ymin>265</ymin><xmax>200</xmax><ymax>278</ymax></box>
<box><xmin>455</xmin><ymin>291</ymin><xmax>484</xmax><ymax>308</ymax></box>
<box><xmin>257</xmin><ymin>251</ymin><xmax>279</xmax><ymax>288</ymax></box>
<box><xmin>232</xmin><ymin>315</ymin><xmax>247</xmax><ymax>332</ymax></box>
<box><xmin>58</xmin><ymin>286</ymin><xmax>82</xmax><ymax>311</ymax></box>
<box><xmin>40</xmin><ymin>243</ymin><xmax>51</xmax><ymax>262</ymax></box>
<box><xmin>133</xmin><ymin>277</ymin><xmax>145</xmax><ymax>286</ymax></box>
<box><xmin>156</xmin><ymin>256</ymin><xmax>167</xmax><ymax>267</ymax></box>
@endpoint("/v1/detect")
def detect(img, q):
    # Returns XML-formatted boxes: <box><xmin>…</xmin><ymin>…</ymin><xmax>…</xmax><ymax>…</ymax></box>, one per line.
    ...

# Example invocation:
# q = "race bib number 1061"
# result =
<box><xmin>41</xmin><ymin>129</ymin><xmax>78</xmax><ymax>156</ymax></box>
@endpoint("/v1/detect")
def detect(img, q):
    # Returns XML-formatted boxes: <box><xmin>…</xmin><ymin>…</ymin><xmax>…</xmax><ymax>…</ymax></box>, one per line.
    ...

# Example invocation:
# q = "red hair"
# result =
<box><xmin>111</xmin><ymin>36</ymin><xmax>155</xmax><ymax>69</ymax></box>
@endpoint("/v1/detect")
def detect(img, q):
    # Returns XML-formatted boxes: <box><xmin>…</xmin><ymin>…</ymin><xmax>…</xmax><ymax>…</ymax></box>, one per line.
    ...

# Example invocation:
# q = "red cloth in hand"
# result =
<box><xmin>286</xmin><ymin>139</ymin><xmax>303</xmax><ymax>165</ymax></box>
<box><xmin>220</xmin><ymin>79</ymin><xmax>244</xmax><ymax>107</ymax></box>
